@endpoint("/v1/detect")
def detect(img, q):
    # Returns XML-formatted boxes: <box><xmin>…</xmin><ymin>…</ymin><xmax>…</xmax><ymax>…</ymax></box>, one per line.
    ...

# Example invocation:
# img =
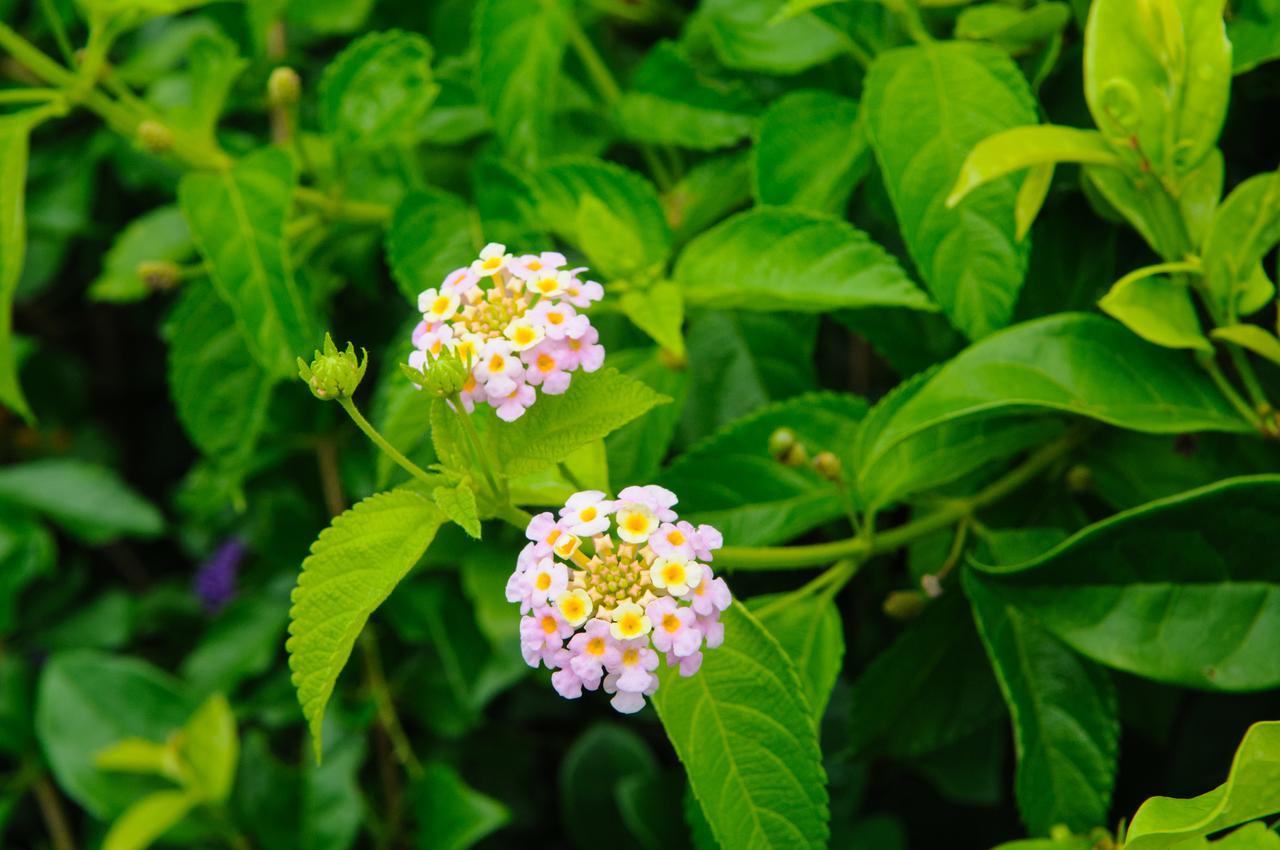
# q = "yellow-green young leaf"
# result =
<box><xmin>534</xmin><ymin>158</ymin><xmax>671</xmax><ymax>278</ymax></box>
<box><xmin>386</xmin><ymin>189</ymin><xmax>476</xmax><ymax>304</ymax></box>
<box><xmin>747</xmin><ymin>593</ymin><xmax>844</xmax><ymax>721</ymax></box>
<box><xmin>1202</xmin><ymin>171</ymin><xmax>1280</xmax><ymax>319</ymax></box>
<box><xmin>475</xmin><ymin>0</ymin><xmax>570</xmax><ymax>166</ymax></box>
<box><xmin>620</xmin><ymin>282</ymin><xmax>685</xmax><ymax>356</ymax></box>
<box><xmin>288</xmin><ymin>489</ymin><xmax>444</xmax><ymax>760</ymax></box>
<box><xmin>1201</xmin><ymin>822</ymin><xmax>1280</xmax><ymax>849</ymax></box>
<box><xmin>433</xmin><ymin>481</ymin><xmax>481</xmax><ymax>539</ymax></box>
<box><xmin>700</xmin><ymin>0</ymin><xmax>848</xmax><ymax>75</ymax></box>
<box><xmin>615</xmin><ymin>42</ymin><xmax>759</xmax><ymax>152</ymax></box>
<box><xmin>753</xmin><ymin>90</ymin><xmax>868</xmax><ymax>214</ymax></box>
<box><xmin>1015</xmin><ymin>162</ymin><xmax>1054</xmax><ymax>242</ymax></box>
<box><xmin>1212</xmin><ymin>325</ymin><xmax>1280</xmax><ymax>368</ymax></box>
<box><xmin>94</xmin><ymin>738</ymin><xmax>183</xmax><ymax>783</ymax></box>
<box><xmin>1081</xmin><ymin>164</ymin><xmax>1190</xmax><ymax>261</ymax></box>
<box><xmin>179</xmin><ymin>148</ymin><xmax>316</xmax><ymax>377</ymax></box>
<box><xmin>1230</xmin><ymin>1</ymin><xmax>1280</xmax><ymax>74</ymax></box>
<box><xmin>864</xmin><ymin>42</ymin><xmax>1039</xmax><ymax>339</ymax></box>
<box><xmin>0</xmin><ymin>110</ymin><xmax>51</xmax><ymax>423</ymax></box>
<box><xmin>102</xmin><ymin>790</ymin><xmax>199</xmax><ymax>850</ymax></box>
<box><xmin>769</xmin><ymin>0</ymin><xmax>847</xmax><ymax>23</ymax></box>
<box><xmin>1178</xmin><ymin>148</ymin><xmax>1224</xmax><ymax>249</ymax></box>
<box><xmin>947</xmin><ymin>125</ymin><xmax>1121</xmax><ymax>208</ymax></box>
<box><xmin>955</xmin><ymin>2</ymin><xmax>1071</xmax><ymax>53</ymax></box>
<box><xmin>89</xmin><ymin>205</ymin><xmax>193</xmax><ymax>302</ymax></box>
<box><xmin>179</xmin><ymin>693</ymin><xmax>237</xmax><ymax>804</ymax></box>
<box><xmin>320</xmin><ymin>30</ymin><xmax>438</xmax><ymax>148</ymax></box>
<box><xmin>1083</xmin><ymin>0</ymin><xmax>1230</xmax><ymax>178</ymax></box>
<box><xmin>495</xmin><ymin>368</ymin><xmax>670</xmax><ymax>478</ymax></box>
<box><xmin>674</xmin><ymin>207</ymin><xmax>934</xmax><ymax>313</ymax></box>
<box><xmin>156</xmin><ymin>31</ymin><xmax>246</xmax><ymax>143</ymax></box>
<box><xmin>652</xmin><ymin>605</ymin><xmax>829</xmax><ymax>849</ymax></box>
<box><xmin>1098</xmin><ymin>269</ymin><xmax>1210</xmax><ymax>352</ymax></box>
<box><xmin>1124</xmin><ymin>721</ymin><xmax>1280</xmax><ymax>849</ymax></box>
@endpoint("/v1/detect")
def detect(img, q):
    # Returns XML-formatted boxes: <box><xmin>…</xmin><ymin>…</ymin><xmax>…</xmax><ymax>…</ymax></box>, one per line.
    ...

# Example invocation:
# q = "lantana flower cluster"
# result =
<box><xmin>408</xmin><ymin>243</ymin><xmax>605</xmax><ymax>421</ymax></box>
<box><xmin>506</xmin><ymin>486</ymin><xmax>732</xmax><ymax>714</ymax></box>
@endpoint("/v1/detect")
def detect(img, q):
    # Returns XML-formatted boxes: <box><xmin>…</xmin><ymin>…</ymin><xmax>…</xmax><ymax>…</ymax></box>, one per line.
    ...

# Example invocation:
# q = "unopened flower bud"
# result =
<box><xmin>137</xmin><ymin>120</ymin><xmax>172</xmax><ymax>153</ymax></box>
<box><xmin>405</xmin><ymin>349</ymin><xmax>469</xmax><ymax>398</ymax></box>
<box><xmin>267</xmin><ymin>66</ymin><xmax>301</xmax><ymax>108</ymax></box>
<box><xmin>137</xmin><ymin>260</ymin><xmax>182</xmax><ymax>291</ymax></box>
<box><xmin>811</xmin><ymin>451</ymin><xmax>842</xmax><ymax>483</ymax></box>
<box><xmin>883</xmin><ymin>589</ymin><xmax>927</xmax><ymax>620</ymax></box>
<box><xmin>781</xmin><ymin>443</ymin><xmax>808</xmax><ymax>468</ymax></box>
<box><xmin>1064</xmin><ymin>464</ymin><xmax>1093</xmax><ymax>494</ymax></box>
<box><xmin>297</xmin><ymin>333</ymin><xmax>367</xmax><ymax>400</ymax></box>
<box><xmin>767</xmin><ymin>427</ymin><xmax>797</xmax><ymax>460</ymax></box>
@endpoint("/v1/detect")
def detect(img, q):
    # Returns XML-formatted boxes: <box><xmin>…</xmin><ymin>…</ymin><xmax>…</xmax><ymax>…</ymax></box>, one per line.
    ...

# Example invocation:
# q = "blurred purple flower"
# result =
<box><xmin>193</xmin><ymin>539</ymin><xmax>246</xmax><ymax>613</ymax></box>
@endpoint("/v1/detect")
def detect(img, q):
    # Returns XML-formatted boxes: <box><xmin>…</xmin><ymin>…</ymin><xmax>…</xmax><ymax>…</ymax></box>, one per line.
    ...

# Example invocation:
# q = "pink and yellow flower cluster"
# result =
<box><xmin>506</xmin><ymin>486</ymin><xmax>731</xmax><ymax>714</ymax></box>
<box><xmin>408</xmin><ymin>243</ymin><xmax>605</xmax><ymax>421</ymax></box>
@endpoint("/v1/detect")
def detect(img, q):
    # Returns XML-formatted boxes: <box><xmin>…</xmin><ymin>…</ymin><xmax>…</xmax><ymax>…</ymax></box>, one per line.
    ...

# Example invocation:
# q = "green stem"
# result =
<box><xmin>0</xmin><ymin>87</ymin><xmax>60</xmax><ymax>103</ymax></box>
<box><xmin>33</xmin><ymin>774</ymin><xmax>76</xmax><ymax>850</ymax></box>
<box><xmin>337</xmin><ymin>397</ymin><xmax>438</xmax><ymax>487</ymax></box>
<box><xmin>1227</xmin><ymin>345</ymin><xmax>1271</xmax><ymax>413</ymax></box>
<box><xmin>36</xmin><ymin>0</ymin><xmax>75</xmax><ymax>65</ymax></box>
<box><xmin>897</xmin><ymin>0</ymin><xmax>934</xmax><ymax>43</ymax></box>
<box><xmin>451</xmin><ymin>398</ymin><xmax>504</xmax><ymax>501</ymax></box>
<box><xmin>360</xmin><ymin>630</ymin><xmax>422</xmax><ymax>778</ymax></box>
<box><xmin>715</xmin><ymin>432</ymin><xmax>1080</xmax><ymax>570</ymax></box>
<box><xmin>295</xmin><ymin>185</ymin><xmax>392</xmax><ymax>225</ymax></box>
<box><xmin>1201</xmin><ymin>355</ymin><xmax>1265</xmax><ymax>430</ymax></box>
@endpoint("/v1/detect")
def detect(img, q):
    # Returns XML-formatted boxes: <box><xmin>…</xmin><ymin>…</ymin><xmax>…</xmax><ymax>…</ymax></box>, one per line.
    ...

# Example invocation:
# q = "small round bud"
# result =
<box><xmin>781</xmin><ymin>443</ymin><xmax>808</xmax><ymax>468</ymax></box>
<box><xmin>1064</xmin><ymin>464</ymin><xmax>1093</xmax><ymax>494</ymax></box>
<box><xmin>920</xmin><ymin>574</ymin><xmax>943</xmax><ymax>599</ymax></box>
<box><xmin>268</xmin><ymin>66</ymin><xmax>301</xmax><ymax>108</ymax></box>
<box><xmin>137</xmin><ymin>120</ymin><xmax>172</xmax><ymax>153</ymax></box>
<box><xmin>137</xmin><ymin>260</ymin><xmax>182</xmax><ymax>291</ymax></box>
<box><xmin>767</xmin><ymin>427</ymin><xmax>797</xmax><ymax>460</ymax></box>
<box><xmin>297</xmin><ymin>333</ymin><xmax>368</xmax><ymax>401</ymax></box>
<box><xmin>423</xmin><ymin>351</ymin><xmax>469</xmax><ymax>398</ymax></box>
<box><xmin>883</xmin><ymin>590</ymin><xmax>927</xmax><ymax>620</ymax></box>
<box><xmin>811</xmin><ymin>451</ymin><xmax>842</xmax><ymax>483</ymax></box>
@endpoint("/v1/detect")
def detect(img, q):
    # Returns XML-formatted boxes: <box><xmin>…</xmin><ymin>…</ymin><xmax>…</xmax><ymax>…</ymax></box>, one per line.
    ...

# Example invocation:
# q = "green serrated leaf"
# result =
<box><xmin>864</xmin><ymin>41</ymin><xmax>1039</xmax><ymax>339</ymax></box>
<box><xmin>320</xmin><ymin>30</ymin><xmax>438</xmax><ymax>148</ymax></box>
<box><xmin>288</xmin><ymin>489</ymin><xmax>445</xmax><ymax>760</ymax></box>
<box><xmin>179</xmin><ymin>147</ymin><xmax>316</xmax><ymax>377</ymax></box>
<box><xmin>700</xmin><ymin>0</ymin><xmax>848</xmax><ymax>74</ymax></box>
<box><xmin>675</xmin><ymin>207</ymin><xmax>934</xmax><ymax>313</ymax></box>
<box><xmin>652</xmin><ymin>605</ymin><xmax>830</xmax><ymax>849</ymax></box>
<box><xmin>753</xmin><ymin>90</ymin><xmax>868</xmax><ymax>213</ymax></box>
<box><xmin>89</xmin><ymin>205</ymin><xmax>192</xmax><ymax>302</ymax></box>
<box><xmin>385</xmin><ymin>188</ymin><xmax>477</xmax><ymax>304</ymax></box>
<box><xmin>620</xmin><ymin>282</ymin><xmax>685</xmax><ymax>355</ymax></box>
<box><xmin>434</xmin><ymin>482</ymin><xmax>481</xmax><ymax>539</ymax></box>
<box><xmin>748</xmin><ymin>592</ymin><xmax>844</xmax><ymax>721</ymax></box>
<box><xmin>969</xmin><ymin>476</ymin><xmax>1280</xmax><ymax>690</ymax></box>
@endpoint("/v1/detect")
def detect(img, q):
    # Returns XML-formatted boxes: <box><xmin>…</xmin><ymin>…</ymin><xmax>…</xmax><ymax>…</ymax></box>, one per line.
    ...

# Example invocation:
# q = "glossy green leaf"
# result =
<box><xmin>560</xmin><ymin>724</ymin><xmax>658</xmax><ymax>850</ymax></box>
<box><xmin>660</xmin><ymin>392</ymin><xmax>866</xmax><ymax>546</ymax></box>
<box><xmin>1229</xmin><ymin>0</ymin><xmax>1280</xmax><ymax>73</ymax></box>
<box><xmin>1083</xmin><ymin>0</ymin><xmax>1230</xmax><ymax>178</ymax></box>
<box><xmin>1202</xmin><ymin>171</ymin><xmax>1280</xmax><ymax>319</ymax></box>
<box><xmin>434</xmin><ymin>481</ymin><xmax>481</xmax><ymax>539</ymax></box>
<box><xmin>1124</xmin><ymin>721</ymin><xmax>1280</xmax><ymax>849</ymax></box>
<box><xmin>970</xmin><ymin>476</ymin><xmax>1280</xmax><ymax>690</ymax></box>
<box><xmin>748</xmin><ymin>592</ymin><xmax>844</xmax><ymax>721</ymax></box>
<box><xmin>674</xmin><ymin>207</ymin><xmax>934</xmax><ymax>313</ymax></box>
<box><xmin>89</xmin><ymin>205</ymin><xmax>192</xmax><ymax>302</ymax></box>
<box><xmin>1082</xmin><ymin>164</ymin><xmax>1190</xmax><ymax>262</ymax></box>
<box><xmin>604</xmin><ymin>347</ymin><xmax>688</xmax><ymax>488</ymax></box>
<box><xmin>652</xmin><ymin>604</ymin><xmax>830</xmax><ymax>849</ymax></box>
<box><xmin>616</xmin><ymin>42</ymin><xmax>759</xmax><ymax>151</ymax></box>
<box><xmin>966</xmin><ymin>573</ymin><xmax>1118</xmax><ymax>834</ymax></box>
<box><xmin>386</xmin><ymin>189</ymin><xmax>477</xmax><ymax>304</ymax></box>
<box><xmin>495</xmin><ymin>367</ymin><xmax>669</xmax><ymax>478</ymax></box>
<box><xmin>1211</xmin><ymin>324</ymin><xmax>1280</xmax><ymax>368</ymax></box>
<box><xmin>150</xmin><ymin>30</ymin><xmax>245</xmax><ymax>142</ymax></box>
<box><xmin>534</xmin><ymin>158</ymin><xmax>671</xmax><ymax>278</ymax></box>
<box><xmin>947</xmin><ymin>125</ymin><xmax>1122</xmax><ymax>208</ymax></box>
<box><xmin>180</xmin><ymin>693</ymin><xmax>238</xmax><ymax>803</ymax></box>
<box><xmin>288</xmin><ymin>489</ymin><xmax>444</xmax><ymax>759</ymax></box>
<box><xmin>36</xmin><ymin>651</ymin><xmax>197</xmax><ymax>817</ymax></box>
<box><xmin>475</xmin><ymin>0</ymin><xmax>569</xmax><ymax>165</ymax></box>
<box><xmin>179</xmin><ymin>147</ymin><xmax>316</xmax><ymax>377</ymax></box>
<box><xmin>665</xmin><ymin>150</ymin><xmax>753</xmax><ymax>245</ymax></box>
<box><xmin>955</xmin><ymin>2</ymin><xmax>1071</xmax><ymax>53</ymax></box>
<box><xmin>412</xmin><ymin>762</ymin><xmax>509</xmax><ymax>850</ymax></box>
<box><xmin>102</xmin><ymin>790</ymin><xmax>199</xmax><ymax>850</ymax></box>
<box><xmin>620</xmin><ymin>282</ymin><xmax>685</xmax><ymax>355</ymax></box>
<box><xmin>165</xmin><ymin>280</ymin><xmax>275</xmax><ymax>461</ymax></box>
<box><xmin>180</xmin><ymin>590</ymin><xmax>290</xmax><ymax>697</ymax></box>
<box><xmin>753</xmin><ymin>90</ymin><xmax>868</xmax><ymax>214</ymax></box>
<box><xmin>320</xmin><ymin>30</ymin><xmax>437</xmax><ymax>148</ymax></box>
<box><xmin>1098</xmin><ymin>270</ymin><xmax>1210</xmax><ymax>352</ymax></box>
<box><xmin>0</xmin><ymin>459</ymin><xmax>163</xmax><ymax>544</ymax></box>
<box><xmin>0</xmin><ymin>511</ymin><xmax>54</xmax><ymax>636</ymax></box>
<box><xmin>699</xmin><ymin>0</ymin><xmax>848</xmax><ymax>74</ymax></box>
<box><xmin>865</xmin><ymin>42</ymin><xmax>1039</xmax><ymax>339</ymax></box>
<box><xmin>856</xmin><ymin>314</ymin><xmax>1251</xmax><ymax>478</ymax></box>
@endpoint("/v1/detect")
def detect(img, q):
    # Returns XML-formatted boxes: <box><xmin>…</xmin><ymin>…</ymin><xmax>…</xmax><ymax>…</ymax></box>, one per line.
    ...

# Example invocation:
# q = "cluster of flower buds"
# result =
<box><xmin>407</xmin><ymin>243</ymin><xmax>605</xmax><ymax>421</ymax></box>
<box><xmin>506</xmin><ymin>486</ymin><xmax>731</xmax><ymax>714</ymax></box>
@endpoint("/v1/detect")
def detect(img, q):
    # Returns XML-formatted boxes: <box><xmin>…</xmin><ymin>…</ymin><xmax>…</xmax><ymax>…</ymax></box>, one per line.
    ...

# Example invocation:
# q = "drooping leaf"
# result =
<box><xmin>179</xmin><ymin>693</ymin><xmax>238</xmax><ymax>804</ymax></box>
<box><xmin>434</xmin><ymin>481</ymin><xmax>482</xmax><ymax>539</ymax></box>
<box><xmin>1201</xmin><ymin>171</ymin><xmax>1280</xmax><ymax>320</ymax></box>
<box><xmin>102</xmin><ymin>790</ymin><xmax>199</xmax><ymax>850</ymax></box>
<box><xmin>1211</xmin><ymin>325</ymin><xmax>1280</xmax><ymax>368</ymax></box>
<box><xmin>616</xmin><ymin>42</ymin><xmax>759</xmax><ymax>151</ymax></box>
<box><xmin>320</xmin><ymin>30</ymin><xmax>438</xmax><ymax>148</ymax></box>
<box><xmin>620</xmin><ymin>282</ymin><xmax>685</xmax><ymax>355</ymax></box>
<box><xmin>1123</xmin><ymin>721</ymin><xmax>1280</xmax><ymax>850</ymax></box>
<box><xmin>288</xmin><ymin>489</ymin><xmax>445</xmax><ymax>759</ymax></box>
<box><xmin>0</xmin><ymin>459</ymin><xmax>164</xmax><ymax>545</ymax></box>
<box><xmin>179</xmin><ymin>147</ymin><xmax>316</xmax><ymax>377</ymax></box>
<box><xmin>474</xmin><ymin>0</ymin><xmax>569</xmax><ymax>165</ymax></box>
<box><xmin>89</xmin><ymin>205</ymin><xmax>193</xmax><ymax>302</ymax></box>
<box><xmin>1098</xmin><ymin>270</ymin><xmax>1210</xmax><ymax>352</ymax></box>
<box><xmin>748</xmin><ymin>592</ymin><xmax>845</xmax><ymax>721</ymax></box>
<box><xmin>968</xmin><ymin>476</ymin><xmax>1280</xmax><ymax>690</ymax></box>
<box><xmin>652</xmin><ymin>605</ymin><xmax>830</xmax><ymax>849</ymax></box>
<box><xmin>698</xmin><ymin>0</ymin><xmax>849</xmax><ymax>74</ymax></box>
<box><xmin>674</xmin><ymin>207</ymin><xmax>934</xmax><ymax>313</ymax></box>
<box><xmin>864</xmin><ymin>41</ymin><xmax>1039</xmax><ymax>339</ymax></box>
<box><xmin>661</xmin><ymin>392</ymin><xmax>866</xmax><ymax>546</ymax></box>
<box><xmin>753</xmin><ymin>90</ymin><xmax>868</xmax><ymax>213</ymax></box>
<box><xmin>411</xmin><ymin>761</ymin><xmax>510</xmax><ymax>850</ymax></box>
<box><xmin>966</xmin><ymin>572</ymin><xmax>1118</xmax><ymax>835</ymax></box>
<box><xmin>946</xmin><ymin>125</ymin><xmax>1122</xmax><ymax>209</ymax></box>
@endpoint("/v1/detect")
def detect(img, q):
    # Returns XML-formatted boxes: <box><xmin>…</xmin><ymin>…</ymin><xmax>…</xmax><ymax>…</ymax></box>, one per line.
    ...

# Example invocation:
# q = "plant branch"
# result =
<box><xmin>294</xmin><ymin>186</ymin><xmax>392</xmax><ymax>225</ymax></box>
<box><xmin>1200</xmin><ymin>354</ymin><xmax>1265</xmax><ymax>430</ymax></box>
<box><xmin>336</xmin><ymin>397</ymin><xmax>438</xmax><ymax>487</ymax></box>
<box><xmin>33</xmin><ymin>774</ymin><xmax>76</xmax><ymax>850</ymax></box>
<box><xmin>714</xmin><ymin>431</ymin><xmax>1081</xmax><ymax>570</ymax></box>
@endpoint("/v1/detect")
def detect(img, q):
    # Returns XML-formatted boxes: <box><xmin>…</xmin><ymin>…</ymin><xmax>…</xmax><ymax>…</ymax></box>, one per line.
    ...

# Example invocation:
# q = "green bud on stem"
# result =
<box><xmin>298</xmin><ymin>333</ymin><xmax>368</xmax><ymax>401</ymax></box>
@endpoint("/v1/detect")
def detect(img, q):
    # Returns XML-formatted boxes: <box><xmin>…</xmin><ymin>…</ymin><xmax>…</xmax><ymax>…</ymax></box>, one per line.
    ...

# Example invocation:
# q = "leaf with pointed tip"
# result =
<box><xmin>385</xmin><ymin>189</ymin><xmax>476</xmax><ymax>304</ymax></box>
<box><xmin>748</xmin><ymin>593</ymin><xmax>844</xmax><ymax>721</ymax></box>
<box><xmin>434</xmin><ymin>482</ymin><xmax>481</xmax><ymax>539</ymax></box>
<box><xmin>753</xmin><ymin>90</ymin><xmax>868</xmax><ymax>214</ymax></box>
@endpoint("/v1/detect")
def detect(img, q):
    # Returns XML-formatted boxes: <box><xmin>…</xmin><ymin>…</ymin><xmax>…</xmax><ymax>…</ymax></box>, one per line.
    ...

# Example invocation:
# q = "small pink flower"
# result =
<box><xmin>610</xmin><ymin>638</ymin><xmax>659</xmax><ymax>693</ymax></box>
<box><xmin>603</xmin><ymin>663</ymin><xmax>659</xmax><ymax>714</ymax></box>
<box><xmin>520</xmin><ymin>605</ymin><xmax>574</xmax><ymax>668</ymax></box>
<box><xmin>531</xmin><ymin>300</ymin><xmax>589</xmax><ymax>341</ymax></box>
<box><xmin>689</xmin><ymin>568</ymin><xmax>732</xmax><ymax>617</ymax></box>
<box><xmin>509</xmin><ymin>251</ymin><xmax>566</xmax><ymax>282</ymax></box>
<box><xmin>693</xmin><ymin>524</ymin><xmax>724</xmax><ymax>561</ymax></box>
<box><xmin>568</xmin><ymin>619</ymin><xmax>620</xmax><ymax>684</ymax></box>
<box><xmin>473</xmin><ymin>339</ymin><xmax>523</xmax><ymax>396</ymax></box>
<box><xmin>489</xmin><ymin>380</ymin><xmax>536</xmax><ymax>422</ymax></box>
<box><xmin>520</xmin><ymin>340</ymin><xmax>572</xmax><ymax>395</ymax></box>
<box><xmin>698</xmin><ymin>612</ymin><xmax>725</xmax><ymax>649</ymax></box>
<box><xmin>551</xmin><ymin>649</ymin><xmax>589</xmax><ymax>699</ymax></box>
<box><xmin>646</xmin><ymin>597</ymin><xmax>702</xmax><ymax>657</ymax></box>
<box><xmin>441</xmin><ymin>266</ymin><xmax>479</xmax><ymax>295</ymax></box>
<box><xmin>670</xmin><ymin>650</ymin><xmax>703</xmax><ymax>677</ymax></box>
<box><xmin>560</xmin><ymin>325</ymin><xmax>604</xmax><ymax>372</ymax></box>
<box><xmin>559</xmin><ymin>490</ymin><xmax>613</xmax><ymax>537</ymax></box>
<box><xmin>650</xmin><ymin>521</ymin><xmax>697</xmax><ymax>561</ymax></box>
<box><xmin>504</xmin><ymin>544</ymin><xmax>540</xmax><ymax>613</ymax></box>
<box><xmin>617</xmin><ymin>485</ymin><xmax>678</xmax><ymax>522</ymax></box>
<box><xmin>525</xmin><ymin>512</ymin><xmax>568</xmax><ymax>557</ymax></box>
<box><xmin>561</xmin><ymin>272</ymin><xmax>604</xmax><ymax>308</ymax></box>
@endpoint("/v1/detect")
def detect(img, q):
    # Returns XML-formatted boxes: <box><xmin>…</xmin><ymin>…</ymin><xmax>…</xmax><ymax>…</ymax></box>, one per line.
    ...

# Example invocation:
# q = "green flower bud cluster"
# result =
<box><xmin>268</xmin><ymin>67</ymin><xmax>301</xmax><ymax>108</ymax></box>
<box><xmin>401</xmin><ymin>349</ymin><xmax>469</xmax><ymax>398</ymax></box>
<box><xmin>767</xmin><ymin>428</ymin><xmax>844</xmax><ymax>481</ymax></box>
<box><xmin>297</xmin><ymin>334</ymin><xmax>367</xmax><ymax>401</ymax></box>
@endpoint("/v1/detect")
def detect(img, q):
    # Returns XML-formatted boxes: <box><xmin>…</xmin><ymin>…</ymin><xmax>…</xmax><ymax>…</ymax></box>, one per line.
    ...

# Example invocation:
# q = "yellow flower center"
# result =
<box><xmin>579</xmin><ymin>506</ymin><xmax>597</xmax><ymax>522</ymax></box>
<box><xmin>622</xmin><ymin>648</ymin><xmax>639</xmax><ymax>665</ymax></box>
<box><xmin>667</xmin><ymin>529</ymin><xmax>685</xmax><ymax>545</ymax></box>
<box><xmin>619</xmin><ymin>614</ymin><xmax>642</xmax><ymax>637</ymax></box>
<box><xmin>546</xmin><ymin>528</ymin><xmax>562</xmax><ymax>545</ymax></box>
<box><xmin>547</xmin><ymin>311</ymin><xmax>564</xmax><ymax>325</ymax></box>
<box><xmin>663</xmin><ymin>563</ymin><xmax>685</xmax><ymax>585</ymax></box>
<box><xmin>569</xmin><ymin>339</ymin><xmax>581</xmax><ymax>351</ymax></box>
<box><xmin>528</xmin><ymin>259</ymin><xmax>543</xmax><ymax>271</ymax></box>
<box><xmin>541</xmin><ymin>615</ymin><xmax>558</xmax><ymax>634</ymax></box>
<box><xmin>488</xmin><ymin>354</ymin><xmax>505</xmax><ymax>372</ymax></box>
<box><xmin>463</xmin><ymin>375</ymin><xmax>476</xmax><ymax>393</ymax></box>
<box><xmin>537</xmin><ymin>353</ymin><xmax>556</xmax><ymax>373</ymax></box>
<box><xmin>587</xmin><ymin>637</ymin><xmax>605</xmax><ymax>655</ymax></box>
<box><xmin>514</xmin><ymin>326</ymin><xmax>536</xmax><ymax>345</ymax></box>
<box><xmin>663</xmin><ymin>613</ymin><xmax>681</xmax><ymax>634</ymax></box>
<box><xmin>624</xmin><ymin>514</ymin><xmax>648</xmax><ymax>534</ymax></box>
<box><xmin>482</xmin><ymin>256</ymin><xmax>503</xmax><ymax>271</ymax></box>
<box><xmin>432</xmin><ymin>295</ymin><xmax>451</xmax><ymax>314</ymax></box>
<box><xmin>562</xmin><ymin>596</ymin><xmax>584</xmax><ymax>619</ymax></box>
<box><xmin>535</xmin><ymin>572</ymin><xmax>551</xmax><ymax>591</ymax></box>
<box><xmin>537</xmin><ymin>278</ymin><xmax>557</xmax><ymax>293</ymax></box>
